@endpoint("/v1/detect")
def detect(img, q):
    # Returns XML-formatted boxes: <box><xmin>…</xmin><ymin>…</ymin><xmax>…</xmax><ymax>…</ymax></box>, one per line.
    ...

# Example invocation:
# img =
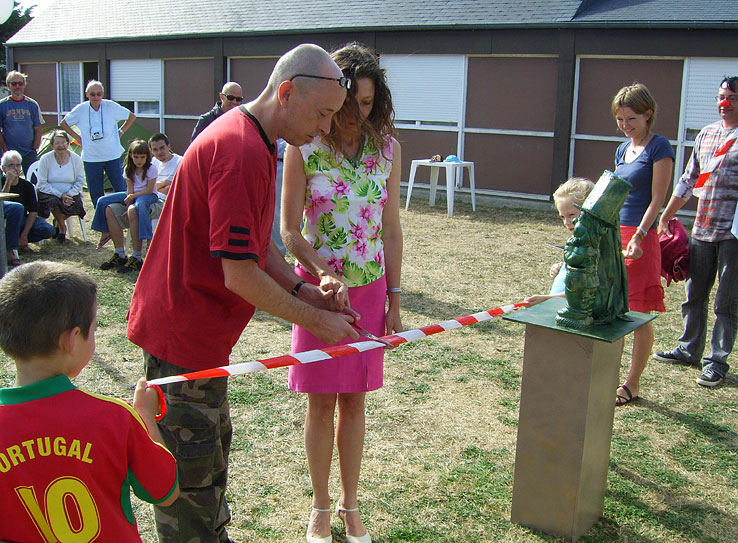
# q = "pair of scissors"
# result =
<box><xmin>350</xmin><ymin>321</ymin><xmax>395</xmax><ymax>349</ymax></box>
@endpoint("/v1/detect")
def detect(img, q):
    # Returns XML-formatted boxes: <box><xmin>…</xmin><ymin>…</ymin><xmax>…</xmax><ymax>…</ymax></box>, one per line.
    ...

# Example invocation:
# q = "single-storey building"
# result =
<box><xmin>6</xmin><ymin>0</ymin><xmax>738</xmax><ymax>206</ymax></box>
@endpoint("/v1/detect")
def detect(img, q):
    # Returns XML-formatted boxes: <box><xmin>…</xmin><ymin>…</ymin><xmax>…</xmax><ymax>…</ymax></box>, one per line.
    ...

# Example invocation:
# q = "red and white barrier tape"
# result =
<box><xmin>695</xmin><ymin>124</ymin><xmax>738</xmax><ymax>190</ymax></box>
<box><xmin>147</xmin><ymin>303</ymin><xmax>526</xmax><ymax>387</ymax></box>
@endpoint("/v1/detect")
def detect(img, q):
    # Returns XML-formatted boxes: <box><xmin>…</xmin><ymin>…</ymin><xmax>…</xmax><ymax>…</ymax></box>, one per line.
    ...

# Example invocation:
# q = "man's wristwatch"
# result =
<box><xmin>292</xmin><ymin>280</ymin><xmax>306</xmax><ymax>297</ymax></box>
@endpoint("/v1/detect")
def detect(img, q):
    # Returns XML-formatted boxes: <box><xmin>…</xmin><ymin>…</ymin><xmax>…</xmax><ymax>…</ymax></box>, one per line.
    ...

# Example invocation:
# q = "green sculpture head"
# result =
<box><xmin>578</xmin><ymin>171</ymin><xmax>632</xmax><ymax>228</ymax></box>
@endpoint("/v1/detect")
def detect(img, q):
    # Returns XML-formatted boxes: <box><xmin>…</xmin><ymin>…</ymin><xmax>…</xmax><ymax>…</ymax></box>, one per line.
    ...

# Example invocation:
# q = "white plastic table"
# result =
<box><xmin>404</xmin><ymin>159</ymin><xmax>476</xmax><ymax>217</ymax></box>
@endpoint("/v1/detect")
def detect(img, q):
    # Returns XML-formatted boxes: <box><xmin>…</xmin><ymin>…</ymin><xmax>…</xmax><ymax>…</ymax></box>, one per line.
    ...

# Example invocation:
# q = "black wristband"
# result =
<box><xmin>291</xmin><ymin>280</ymin><xmax>306</xmax><ymax>297</ymax></box>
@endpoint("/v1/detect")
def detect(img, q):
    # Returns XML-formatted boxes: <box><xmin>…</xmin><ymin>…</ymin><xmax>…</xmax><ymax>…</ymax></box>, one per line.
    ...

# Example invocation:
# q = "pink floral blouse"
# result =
<box><xmin>299</xmin><ymin>136</ymin><xmax>394</xmax><ymax>287</ymax></box>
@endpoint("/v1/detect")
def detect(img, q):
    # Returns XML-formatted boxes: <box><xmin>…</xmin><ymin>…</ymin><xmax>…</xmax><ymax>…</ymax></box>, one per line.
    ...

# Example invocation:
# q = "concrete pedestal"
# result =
<box><xmin>504</xmin><ymin>297</ymin><xmax>655</xmax><ymax>541</ymax></box>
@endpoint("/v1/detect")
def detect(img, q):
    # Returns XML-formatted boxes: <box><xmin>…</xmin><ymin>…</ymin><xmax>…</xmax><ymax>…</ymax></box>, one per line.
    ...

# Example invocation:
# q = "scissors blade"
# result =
<box><xmin>352</xmin><ymin>323</ymin><xmax>395</xmax><ymax>349</ymax></box>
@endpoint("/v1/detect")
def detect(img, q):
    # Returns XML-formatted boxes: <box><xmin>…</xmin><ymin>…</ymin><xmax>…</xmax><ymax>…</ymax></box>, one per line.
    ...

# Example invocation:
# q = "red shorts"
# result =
<box><xmin>620</xmin><ymin>225</ymin><xmax>665</xmax><ymax>313</ymax></box>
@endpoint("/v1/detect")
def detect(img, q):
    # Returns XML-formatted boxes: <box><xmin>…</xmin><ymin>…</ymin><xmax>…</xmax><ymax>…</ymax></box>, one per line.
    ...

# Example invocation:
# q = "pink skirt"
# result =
<box><xmin>288</xmin><ymin>266</ymin><xmax>386</xmax><ymax>394</ymax></box>
<box><xmin>620</xmin><ymin>226</ymin><xmax>665</xmax><ymax>313</ymax></box>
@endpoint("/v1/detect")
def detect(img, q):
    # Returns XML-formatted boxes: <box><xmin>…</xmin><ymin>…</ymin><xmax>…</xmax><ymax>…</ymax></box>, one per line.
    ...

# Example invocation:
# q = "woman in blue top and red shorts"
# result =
<box><xmin>282</xmin><ymin>42</ymin><xmax>403</xmax><ymax>543</ymax></box>
<box><xmin>612</xmin><ymin>83</ymin><xmax>675</xmax><ymax>405</ymax></box>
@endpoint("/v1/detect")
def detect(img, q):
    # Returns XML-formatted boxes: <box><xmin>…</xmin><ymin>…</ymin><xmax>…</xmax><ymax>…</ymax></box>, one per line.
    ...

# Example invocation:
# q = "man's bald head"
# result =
<box><xmin>248</xmin><ymin>43</ymin><xmax>346</xmax><ymax>146</ymax></box>
<box><xmin>221</xmin><ymin>82</ymin><xmax>242</xmax><ymax>96</ymax></box>
<box><xmin>267</xmin><ymin>44</ymin><xmax>342</xmax><ymax>94</ymax></box>
<box><xmin>219</xmin><ymin>82</ymin><xmax>243</xmax><ymax>112</ymax></box>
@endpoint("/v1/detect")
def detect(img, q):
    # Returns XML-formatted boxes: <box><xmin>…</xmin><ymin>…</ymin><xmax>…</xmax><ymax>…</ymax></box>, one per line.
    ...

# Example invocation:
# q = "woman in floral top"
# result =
<box><xmin>282</xmin><ymin>42</ymin><xmax>403</xmax><ymax>543</ymax></box>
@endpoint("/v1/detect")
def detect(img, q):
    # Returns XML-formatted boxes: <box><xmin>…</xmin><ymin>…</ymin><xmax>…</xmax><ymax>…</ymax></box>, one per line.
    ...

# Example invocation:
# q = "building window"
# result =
<box><xmin>381</xmin><ymin>55</ymin><xmax>465</xmax><ymax>126</ymax></box>
<box><xmin>682</xmin><ymin>58</ymin><xmax>738</xmax><ymax>141</ymax></box>
<box><xmin>57</xmin><ymin>61</ymin><xmax>99</xmax><ymax>115</ymax></box>
<box><xmin>83</xmin><ymin>62</ymin><xmax>99</xmax><ymax>88</ymax></box>
<box><xmin>60</xmin><ymin>62</ymin><xmax>82</xmax><ymax>113</ymax></box>
<box><xmin>137</xmin><ymin>101</ymin><xmax>160</xmax><ymax>115</ymax></box>
<box><xmin>119</xmin><ymin>100</ymin><xmax>160</xmax><ymax>115</ymax></box>
<box><xmin>110</xmin><ymin>59</ymin><xmax>162</xmax><ymax>118</ymax></box>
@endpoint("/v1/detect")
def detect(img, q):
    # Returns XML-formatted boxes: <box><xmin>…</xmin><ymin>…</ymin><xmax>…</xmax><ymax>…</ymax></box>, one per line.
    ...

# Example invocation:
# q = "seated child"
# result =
<box><xmin>524</xmin><ymin>177</ymin><xmax>595</xmax><ymax>306</ymax></box>
<box><xmin>92</xmin><ymin>139</ymin><xmax>159</xmax><ymax>273</ymax></box>
<box><xmin>0</xmin><ymin>261</ymin><xmax>179</xmax><ymax>542</ymax></box>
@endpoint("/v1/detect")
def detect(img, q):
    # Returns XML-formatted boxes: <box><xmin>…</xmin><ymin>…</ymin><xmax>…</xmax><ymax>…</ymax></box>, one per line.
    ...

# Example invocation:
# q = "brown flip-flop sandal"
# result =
<box><xmin>615</xmin><ymin>384</ymin><xmax>638</xmax><ymax>406</ymax></box>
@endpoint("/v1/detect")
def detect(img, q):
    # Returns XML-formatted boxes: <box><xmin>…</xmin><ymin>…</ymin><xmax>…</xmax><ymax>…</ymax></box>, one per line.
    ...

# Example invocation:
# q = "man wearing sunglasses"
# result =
<box><xmin>190</xmin><ymin>81</ymin><xmax>243</xmax><ymax>142</ymax></box>
<box><xmin>128</xmin><ymin>43</ymin><xmax>359</xmax><ymax>543</ymax></box>
<box><xmin>0</xmin><ymin>71</ymin><xmax>44</xmax><ymax>175</ymax></box>
<box><xmin>60</xmin><ymin>81</ymin><xmax>136</xmax><ymax>207</ymax></box>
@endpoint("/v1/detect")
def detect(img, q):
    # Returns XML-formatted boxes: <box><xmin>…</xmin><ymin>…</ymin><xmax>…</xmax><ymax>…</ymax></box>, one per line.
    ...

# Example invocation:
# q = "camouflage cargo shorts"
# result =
<box><xmin>144</xmin><ymin>351</ymin><xmax>233</xmax><ymax>543</ymax></box>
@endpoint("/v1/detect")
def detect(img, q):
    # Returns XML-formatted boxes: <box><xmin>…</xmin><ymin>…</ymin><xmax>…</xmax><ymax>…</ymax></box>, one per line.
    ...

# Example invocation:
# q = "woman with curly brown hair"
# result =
<box><xmin>282</xmin><ymin>42</ymin><xmax>403</xmax><ymax>543</ymax></box>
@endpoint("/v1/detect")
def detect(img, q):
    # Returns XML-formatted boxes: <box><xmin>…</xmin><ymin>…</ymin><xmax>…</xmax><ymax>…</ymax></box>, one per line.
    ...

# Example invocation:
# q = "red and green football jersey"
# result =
<box><xmin>0</xmin><ymin>375</ymin><xmax>178</xmax><ymax>542</ymax></box>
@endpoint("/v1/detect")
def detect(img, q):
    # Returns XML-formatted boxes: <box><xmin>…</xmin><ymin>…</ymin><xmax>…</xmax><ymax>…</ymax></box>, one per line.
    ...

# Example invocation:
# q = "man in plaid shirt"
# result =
<box><xmin>655</xmin><ymin>76</ymin><xmax>738</xmax><ymax>387</ymax></box>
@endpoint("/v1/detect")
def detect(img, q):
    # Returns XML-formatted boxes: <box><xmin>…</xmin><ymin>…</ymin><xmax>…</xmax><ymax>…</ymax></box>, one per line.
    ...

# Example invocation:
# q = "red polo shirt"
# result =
<box><xmin>127</xmin><ymin>108</ymin><xmax>277</xmax><ymax>370</ymax></box>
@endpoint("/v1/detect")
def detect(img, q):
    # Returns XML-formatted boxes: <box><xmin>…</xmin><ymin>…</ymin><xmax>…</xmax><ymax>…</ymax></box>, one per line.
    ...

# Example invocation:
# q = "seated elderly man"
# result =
<box><xmin>1</xmin><ymin>150</ymin><xmax>55</xmax><ymax>263</ymax></box>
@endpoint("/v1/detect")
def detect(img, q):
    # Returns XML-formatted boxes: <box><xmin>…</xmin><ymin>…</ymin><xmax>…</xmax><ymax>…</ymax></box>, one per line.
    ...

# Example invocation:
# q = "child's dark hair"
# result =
<box><xmin>0</xmin><ymin>261</ymin><xmax>97</xmax><ymax>360</ymax></box>
<box><xmin>124</xmin><ymin>139</ymin><xmax>153</xmax><ymax>182</ymax></box>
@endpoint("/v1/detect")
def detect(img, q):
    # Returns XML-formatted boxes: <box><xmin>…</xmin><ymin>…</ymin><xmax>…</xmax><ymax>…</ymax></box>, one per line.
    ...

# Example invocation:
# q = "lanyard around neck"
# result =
<box><xmin>88</xmin><ymin>102</ymin><xmax>104</xmax><ymax>137</ymax></box>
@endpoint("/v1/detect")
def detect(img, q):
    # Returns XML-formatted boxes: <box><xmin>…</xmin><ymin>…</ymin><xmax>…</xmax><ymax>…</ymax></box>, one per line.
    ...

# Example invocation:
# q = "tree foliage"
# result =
<box><xmin>0</xmin><ymin>1</ymin><xmax>32</xmax><ymax>44</ymax></box>
<box><xmin>0</xmin><ymin>1</ymin><xmax>33</xmax><ymax>79</ymax></box>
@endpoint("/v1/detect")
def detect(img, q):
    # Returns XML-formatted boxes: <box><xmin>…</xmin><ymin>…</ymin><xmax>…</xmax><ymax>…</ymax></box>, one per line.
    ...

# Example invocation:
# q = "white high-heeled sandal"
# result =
<box><xmin>306</xmin><ymin>507</ymin><xmax>332</xmax><ymax>543</ymax></box>
<box><xmin>336</xmin><ymin>504</ymin><xmax>372</xmax><ymax>543</ymax></box>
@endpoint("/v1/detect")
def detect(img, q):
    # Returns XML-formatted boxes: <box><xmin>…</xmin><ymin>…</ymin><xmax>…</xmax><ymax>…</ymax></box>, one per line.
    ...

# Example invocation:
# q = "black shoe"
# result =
<box><xmin>653</xmin><ymin>350</ymin><xmax>685</xmax><ymax>363</ymax></box>
<box><xmin>696</xmin><ymin>369</ymin><xmax>724</xmax><ymax>387</ymax></box>
<box><xmin>117</xmin><ymin>256</ymin><xmax>143</xmax><ymax>273</ymax></box>
<box><xmin>100</xmin><ymin>254</ymin><xmax>127</xmax><ymax>270</ymax></box>
<box><xmin>57</xmin><ymin>233</ymin><xmax>66</xmax><ymax>244</ymax></box>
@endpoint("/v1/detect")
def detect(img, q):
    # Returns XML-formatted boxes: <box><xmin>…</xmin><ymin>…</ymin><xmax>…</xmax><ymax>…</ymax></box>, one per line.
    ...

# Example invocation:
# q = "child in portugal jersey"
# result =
<box><xmin>0</xmin><ymin>261</ymin><xmax>179</xmax><ymax>543</ymax></box>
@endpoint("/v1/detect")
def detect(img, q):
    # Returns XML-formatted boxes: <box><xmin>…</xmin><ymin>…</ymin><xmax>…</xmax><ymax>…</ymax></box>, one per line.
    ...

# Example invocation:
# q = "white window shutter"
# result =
<box><xmin>381</xmin><ymin>55</ymin><xmax>464</xmax><ymax>124</ymax></box>
<box><xmin>684</xmin><ymin>58</ymin><xmax>738</xmax><ymax>135</ymax></box>
<box><xmin>109</xmin><ymin>59</ymin><xmax>161</xmax><ymax>102</ymax></box>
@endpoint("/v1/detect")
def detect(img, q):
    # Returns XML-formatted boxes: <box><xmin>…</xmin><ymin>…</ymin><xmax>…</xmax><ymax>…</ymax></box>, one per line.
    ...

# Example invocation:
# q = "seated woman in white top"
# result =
<box><xmin>36</xmin><ymin>130</ymin><xmax>86</xmax><ymax>243</ymax></box>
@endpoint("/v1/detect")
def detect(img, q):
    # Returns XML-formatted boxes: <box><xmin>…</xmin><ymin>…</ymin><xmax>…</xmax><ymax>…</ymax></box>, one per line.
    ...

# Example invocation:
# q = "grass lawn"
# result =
<box><xmin>1</xmin><ymin>196</ymin><xmax>737</xmax><ymax>543</ymax></box>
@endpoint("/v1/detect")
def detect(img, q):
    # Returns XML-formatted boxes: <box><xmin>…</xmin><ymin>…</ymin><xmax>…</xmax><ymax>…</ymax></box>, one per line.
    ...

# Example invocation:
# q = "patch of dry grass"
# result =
<box><xmin>1</xmin><ymin>197</ymin><xmax>737</xmax><ymax>542</ymax></box>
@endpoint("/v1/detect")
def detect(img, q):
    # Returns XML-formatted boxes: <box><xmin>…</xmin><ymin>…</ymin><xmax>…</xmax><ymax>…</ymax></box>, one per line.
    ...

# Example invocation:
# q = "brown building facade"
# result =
<box><xmin>8</xmin><ymin>25</ymin><xmax>738</xmax><ymax>205</ymax></box>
